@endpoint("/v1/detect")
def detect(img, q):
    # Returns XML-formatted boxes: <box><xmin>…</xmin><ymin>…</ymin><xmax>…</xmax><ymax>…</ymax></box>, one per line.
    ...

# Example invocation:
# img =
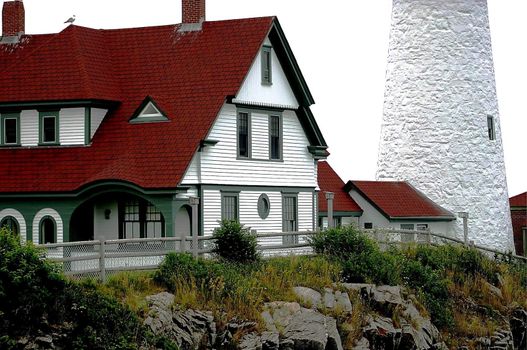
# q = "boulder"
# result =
<box><xmin>293</xmin><ymin>287</ymin><xmax>322</xmax><ymax>308</ymax></box>
<box><xmin>239</xmin><ymin>333</ymin><xmax>262</xmax><ymax>350</ymax></box>
<box><xmin>143</xmin><ymin>292</ymin><xmax>216</xmax><ymax>350</ymax></box>
<box><xmin>334</xmin><ymin>290</ymin><xmax>353</xmax><ymax>313</ymax></box>
<box><xmin>263</xmin><ymin>301</ymin><xmax>343</xmax><ymax>350</ymax></box>
<box><xmin>509</xmin><ymin>307</ymin><xmax>527</xmax><ymax>350</ymax></box>
<box><xmin>261</xmin><ymin>331</ymin><xmax>280</xmax><ymax>350</ymax></box>
<box><xmin>401</xmin><ymin>302</ymin><xmax>441</xmax><ymax>348</ymax></box>
<box><xmin>363</xmin><ymin>315</ymin><xmax>401</xmax><ymax>350</ymax></box>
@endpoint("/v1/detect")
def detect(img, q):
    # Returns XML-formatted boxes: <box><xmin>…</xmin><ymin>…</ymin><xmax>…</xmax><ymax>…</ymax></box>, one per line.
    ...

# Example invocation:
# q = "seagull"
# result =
<box><xmin>64</xmin><ymin>15</ymin><xmax>76</xmax><ymax>24</ymax></box>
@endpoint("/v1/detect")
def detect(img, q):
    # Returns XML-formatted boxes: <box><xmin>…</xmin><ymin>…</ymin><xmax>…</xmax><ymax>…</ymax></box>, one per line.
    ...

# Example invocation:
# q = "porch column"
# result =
<box><xmin>189</xmin><ymin>197</ymin><xmax>200</xmax><ymax>257</ymax></box>
<box><xmin>325</xmin><ymin>192</ymin><xmax>334</xmax><ymax>229</ymax></box>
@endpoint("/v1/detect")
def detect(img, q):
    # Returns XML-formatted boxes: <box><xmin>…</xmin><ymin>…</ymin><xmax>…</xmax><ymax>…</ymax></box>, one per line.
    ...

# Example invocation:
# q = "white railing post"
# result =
<box><xmin>190</xmin><ymin>197</ymin><xmax>200</xmax><ymax>257</ymax></box>
<box><xmin>458</xmin><ymin>212</ymin><xmax>469</xmax><ymax>245</ymax></box>
<box><xmin>99</xmin><ymin>240</ymin><xmax>106</xmax><ymax>283</ymax></box>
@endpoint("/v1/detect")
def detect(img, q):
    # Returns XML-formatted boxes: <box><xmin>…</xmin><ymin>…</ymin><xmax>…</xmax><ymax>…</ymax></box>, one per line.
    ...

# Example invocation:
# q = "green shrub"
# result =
<box><xmin>309</xmin><ymin>226</ymin><xmax>378</xmax><ymax>261</ymax></box>
<box><xmin>342</xmin><ymin>250</ymin><xmax>400</xmax><ymax>285</ymax></box>
<box><xmin>401</xmin><ymin>259</ymin><xmax>453</xmax><ymax>328</ymax></box>
<box><xmin>212</xmin><ymin>220</ymin><xmax>260</xmax><ymax>264</ymax></box>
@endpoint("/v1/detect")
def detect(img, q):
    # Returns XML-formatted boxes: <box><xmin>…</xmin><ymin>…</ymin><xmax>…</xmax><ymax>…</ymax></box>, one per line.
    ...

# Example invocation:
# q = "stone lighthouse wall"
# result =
<box><xmin>377</xmin><ymin>0</ymin><xmax>514</xmax><ymax>251</ymax></box>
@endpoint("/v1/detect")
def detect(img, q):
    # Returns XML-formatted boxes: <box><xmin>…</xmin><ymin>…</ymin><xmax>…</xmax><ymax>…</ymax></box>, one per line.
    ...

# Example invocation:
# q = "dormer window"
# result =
<box><xmin>487</xmin><ymin>115</ymin><xmax>495</xmax><ymax>141</ymax></box>
<box><xmin>261</xmin><ymin>46</ymin><xmax>272</xmax><ymax>85</ymax></box>
<box><xmin>39</xmin><ymin>111</ymin><xmax>59</xmax><ymax>145</ymax></box>
<box><xmin>1</xmin><ymin>113</ymin><xmax>19</xmax><ymax>146</ymax></box>
<box><xmin>130</xmin><ymin>97</ymin><xmax>168</xmax><ymax>123</ymax></box>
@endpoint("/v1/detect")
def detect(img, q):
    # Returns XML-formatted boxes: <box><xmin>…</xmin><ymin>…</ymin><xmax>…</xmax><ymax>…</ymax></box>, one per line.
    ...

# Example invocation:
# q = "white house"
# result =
<box><xmin>0</xmin><ymin>0</ymin><xmax>328</xmax><ymax>244</ymax></box>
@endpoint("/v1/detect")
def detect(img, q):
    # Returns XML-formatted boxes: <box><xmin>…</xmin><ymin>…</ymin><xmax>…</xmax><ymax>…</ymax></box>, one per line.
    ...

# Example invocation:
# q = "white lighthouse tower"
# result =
<box><xmin>377</xmin><ymin>0</ymin><xmax>514</xmax><ymax>252</ymax></box>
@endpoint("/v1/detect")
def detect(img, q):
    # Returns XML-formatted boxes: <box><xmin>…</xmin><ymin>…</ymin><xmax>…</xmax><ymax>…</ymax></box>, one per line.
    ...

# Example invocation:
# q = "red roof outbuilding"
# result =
<box><xmin>345</xmin><ymin>180</ymin><xmax>455</xmax><ymax>220</ymax></box>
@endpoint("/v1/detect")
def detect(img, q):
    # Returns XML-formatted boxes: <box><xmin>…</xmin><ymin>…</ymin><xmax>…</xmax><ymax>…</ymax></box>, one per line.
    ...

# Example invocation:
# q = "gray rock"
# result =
<box><xmin>324</xmin><ymin>288</ymin><xmax>335</xmax><ymax>309</ymax></box>
<box><xmin>510</xmin><ymin>307</ymin><xmax>527</xmax><ymax>350</ymax></box>
<box><xmin>279</xmin><ymin>338</ymin><xmax>295</xmax><ymax>350</ymax></box>
<box><xmin>334</xmin><ymin>291</ymin><xmax>353</xmax><ymax>313</ymax></box>
<box><xmin>483</xmin><ymin>280</ymin><xmax>503</xmax><ymax>300</ymax></box>
<box><xmin>260</xmin><ymin>331</ymin><xmax>279</xmax><ymax>350</ymax></box>
<box><xmin>354</xmin><ymin>337</ymin><xmax>371</xmax><ymax>350</ymax></box>
<box><xmin>143</xmin><ymin>292</ymin><xmax>216</xmax><ymax>350</ymax></box>
<box><xmin>293</xmin><ymin>286</ymin><xmax>322</xmax><ymax>308</ymax></box>
<box><xmin>238</xmin><ymin>333</ymin><xmax>262</xmax><ymax>350</ymax></box>
<box><xmin>401</xmin><ymin>302</ymin><xmax>441</xmax><ymax>348</ymax></box>
<box><xmin>363</xmin><ymin>314</ymin><xmax>402</xmax><ymax>350</ymax></box>
<box><xmin>263</xmin><ymin>301</ymin><xmax>343</xmax><ymax>350</ymax></box>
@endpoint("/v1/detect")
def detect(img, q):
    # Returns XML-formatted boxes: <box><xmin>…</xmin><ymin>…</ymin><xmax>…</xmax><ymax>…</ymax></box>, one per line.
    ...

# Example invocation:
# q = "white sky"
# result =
<box><xmin>18</xmin><ymin>0</ymin><xmax>526</xmax><ymax>196</ymax></box>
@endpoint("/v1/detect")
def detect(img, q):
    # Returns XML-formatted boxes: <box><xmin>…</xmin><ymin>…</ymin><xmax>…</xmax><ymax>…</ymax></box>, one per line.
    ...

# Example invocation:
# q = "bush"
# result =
<box><xmin>309</xmin><ymin>226</ymin><xmax>378</xmax><ymax>261</ymax></box>
<box><xmin>212</xmin><ymin>220</ymin><xmax>260</xmax><ymax>264</ymax></box>
<box><xmin>342</xmin><ymin>250</ymin><xmax>400</xmax><ymax>285</ymax></box>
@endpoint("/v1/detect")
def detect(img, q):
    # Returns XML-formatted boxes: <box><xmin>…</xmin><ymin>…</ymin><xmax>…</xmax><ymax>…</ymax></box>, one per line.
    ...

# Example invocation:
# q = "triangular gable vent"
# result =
<box><xmin>130</xmin><ymin>97</ymin><xmax>169</xmax><ymax>123</ymax></box>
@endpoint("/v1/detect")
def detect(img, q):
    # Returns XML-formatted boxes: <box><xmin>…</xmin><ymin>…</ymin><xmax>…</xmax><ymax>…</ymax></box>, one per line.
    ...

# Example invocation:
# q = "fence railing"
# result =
<box><xmin>37</xmin><ymin>229</ymin><xmax>526</xmax><ymax>282</ymax></box>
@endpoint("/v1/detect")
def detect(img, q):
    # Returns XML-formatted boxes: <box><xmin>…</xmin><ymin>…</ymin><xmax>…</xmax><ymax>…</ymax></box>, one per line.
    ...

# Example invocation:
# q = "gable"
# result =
<box><xmin>234</xmin><ymin>37</ymin><xmax>299</xmax><ymax>109</ymax></box>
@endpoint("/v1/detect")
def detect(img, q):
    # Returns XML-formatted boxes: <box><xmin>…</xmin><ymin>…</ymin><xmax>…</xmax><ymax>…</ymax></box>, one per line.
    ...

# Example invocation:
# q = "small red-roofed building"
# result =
<box><xmin>343</xmin><ymin>180</ymin><xmax>456</xmax><ymax>239</ymax></box>
<box><xmin>0</xmin><ymin>0</ymin><xmax>328</xmax><ymax>243</ymax></box>
<box><xmin>509</xmin><ymin>192</ymin><xmax>527</xmax><ymax>256</ymax></box>
<box><xmin>317</xmin><ymin>161</ymin><xmax>362</xmax><ymax>229</ymax></box>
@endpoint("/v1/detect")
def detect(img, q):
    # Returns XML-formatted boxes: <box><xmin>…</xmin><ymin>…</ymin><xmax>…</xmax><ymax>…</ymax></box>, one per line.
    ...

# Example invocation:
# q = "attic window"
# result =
<box><xmin>130</xmin><ymin>98</ymin><xmax>169</xmax><ymax>123</ymax></box>
<box><xmin>261</xmin><ymin>46</ymin><xmax>272</xmax><ymax>85</ymax></box>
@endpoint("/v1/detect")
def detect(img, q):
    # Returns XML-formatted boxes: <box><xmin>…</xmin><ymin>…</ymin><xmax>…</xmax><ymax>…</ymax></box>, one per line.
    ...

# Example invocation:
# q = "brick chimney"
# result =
<box><xmin>2</xmin><ymin>0</ymin><xmax>25</xmax><ymax>40</ymax></box>
<box><xmin>182</xmin><ymin>0</ymin><xmax>205</xmax><ymax>25</ymax></box>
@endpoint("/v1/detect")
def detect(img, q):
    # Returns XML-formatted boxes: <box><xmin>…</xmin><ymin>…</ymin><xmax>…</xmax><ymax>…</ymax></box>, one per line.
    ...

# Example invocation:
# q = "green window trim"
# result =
<box><xmin>257</xmin><ymin>193</ymin><xmax>271</xmax><ymax>220</ymax></box>
<box><xmin>129</xmin><ymin>97</ymin><xmax>169</xmax><ymax>123</ymax></box>
<box><xmin>0</xmin><ymin>113</ymin><xmax>21</xmax><ymax>146</ymax></box>
<box><xmin>221</xmin><ymin>191</ymin><xmax>240</xmax><ymax>221</ymax></box>
<box><xmin>268</xmin><ymin>114</ymin><xmax>283</xmax><ymax>161</ymax></box>
<box><xmin>85</xmin><ymin>107</ymin><xmax>91</xmax><ymax>145</ymax></box>
<box><xmin>38</xmin><ymin>111</ymin><xmax>60</xmax><ymax>145</ymax></box>
<box><xmin>282</xmin><ymin>192</ymin><xmax>298</xmax><ymax>244</ymax></box>
<box><xmin>261</xmin><ymin>45</ymin><xmax>272</xmax><ymax>85</ymax></box>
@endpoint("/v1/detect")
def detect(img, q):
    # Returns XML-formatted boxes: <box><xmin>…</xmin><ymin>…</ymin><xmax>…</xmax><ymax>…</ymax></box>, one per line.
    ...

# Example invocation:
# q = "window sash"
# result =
<box><xmin>120</xmin><ymin>199</ymin><xmax>165</xmax><ymax>239</ymax></box>
<box><xmin>3</xmin><ymin>118</ymin><xmax>18</xmax><ymax>144</ymax></box>
<box><xmin>42</xmin><ymin>116</ymin><xmax>57</xmax><ymax>143</ymax></box>
<box><xmin>262</xmin><ymin>46</ymin><xmax>272</xmax><ymax>84</ymax></box>
<box><xmin>222</xmin><ymin>195</ymin><xmax>238</xmax><ymax>221</ymax></box>
<box><xmin>238</xmin><ymin>112</ymin><xmax>249</xmax><ymax>157</ymax></box>
<box><xmin>270</xmin><ymin>115</ymin><xmax>280</xmax><ymax>160</ymax></box>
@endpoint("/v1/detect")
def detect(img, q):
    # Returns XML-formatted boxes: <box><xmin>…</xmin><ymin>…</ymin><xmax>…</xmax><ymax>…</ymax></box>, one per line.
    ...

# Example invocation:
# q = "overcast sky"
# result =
<box><xmin>19</xmin><ymin>0</ymin><xmax>526</xmax><ymax>196</ymax></box>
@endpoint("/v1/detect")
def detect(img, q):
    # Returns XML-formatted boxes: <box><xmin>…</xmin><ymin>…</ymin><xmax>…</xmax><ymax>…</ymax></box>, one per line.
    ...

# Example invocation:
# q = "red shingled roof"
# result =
<box><xmin>0</xmin><ymin>18</ymin><xmax>275</xmax><ymax>193</ymax></box>
<box><xmin>510</xmin><ymin>192</ymin><xmax>527</xmax><ymax>207</ymax></box>
<box><xmin>347</xmin><ymin>181</ymin><xmax>455</xmax><ymax>220</ymax></box>
<box><xmin>317</xmin><ymin>161</ymin><xmax>362</xmax><ymax>213</ymax></box>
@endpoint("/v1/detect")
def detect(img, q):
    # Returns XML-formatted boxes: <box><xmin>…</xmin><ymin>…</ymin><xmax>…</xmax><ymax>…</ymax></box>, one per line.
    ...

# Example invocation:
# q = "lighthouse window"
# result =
<box><xmin>487</xmin><ymin>116</ymin><xmax>495</xmax><ymax>141</ymax></box>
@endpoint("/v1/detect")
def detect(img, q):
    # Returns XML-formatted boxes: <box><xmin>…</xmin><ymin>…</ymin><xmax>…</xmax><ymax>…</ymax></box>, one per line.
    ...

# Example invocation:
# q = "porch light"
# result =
<box><xmin>104</xmin><ymin>209</ymin><xmax>111</xmax><ymax>220</ymax></box>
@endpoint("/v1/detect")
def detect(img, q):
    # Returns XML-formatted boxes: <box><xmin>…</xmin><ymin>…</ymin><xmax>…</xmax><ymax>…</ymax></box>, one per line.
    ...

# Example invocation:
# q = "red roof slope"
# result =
<box><xmin>348</xmin><ymin>181</ymin><xmax>455</xmax><ymax>220</ymax></box>
<box><xmin>0</xmin><ymin>18</ymin><xmax>275</xmax><ymax>193</ymax></box>
<box><xmin>317</xmin><ymin>161</ymin><xmax>362</xmax><ymax>213</ymax></box>
<box><xmin>510</xmin><ymin>192</ymin><xmax>527</xmax><ymax>207</ymax></box>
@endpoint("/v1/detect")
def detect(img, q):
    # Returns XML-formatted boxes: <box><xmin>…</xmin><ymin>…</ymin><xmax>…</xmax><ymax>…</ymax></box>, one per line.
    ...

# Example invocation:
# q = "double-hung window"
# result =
<box><xmin>238</xmin><ymin>112</ymin><xmax>250</xmax><ymax>158</ymax></box>
<box><xmin>221</xmin><ymin>192</ymin><xmax>239</xmax><ymax>221</ymax></box>
<box><xmin>269</xmin><ymin>115</ymin><xmax>281</xmax><ymax>160</ymax></box>
<box><xmin>282</xmin><ymin>193</ymin><xmax>298</xmax><ymax>244</ymax></box>
<box><xmin>1</xmin><ymin>113</ymin><xmax>19</xmax><ymax>146</ymax></box>
<box><xmin>39</xmin><ymin>111</ymin><xmax>59</xmax><ymax>145</ymax></box>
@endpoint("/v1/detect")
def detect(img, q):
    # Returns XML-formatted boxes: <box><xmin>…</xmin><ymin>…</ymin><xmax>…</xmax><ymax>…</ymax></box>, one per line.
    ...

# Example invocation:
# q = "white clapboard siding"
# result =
<box><xmin>202</xmin><ymin>189</ymin><xmax>313</xmax><ymax>239</ymax></box>
<box><xmin>60</xmin><ymin>108</ymin><xmax>85</xmax><ymax>145</ymax></box>
<box><xmin>235</xmin><ymin>38</ymin><xmax>299</xmax><ymax>109</ymax></box>
<box><xmin>251</xmin><ymin>113</ymin><xmax>270</xmax><ymax>159</ymax></box>
<box><xmin>20</xmin><ymin>109</ymin><xmax>39</xmax><ymax>146</ymax></box>
<box><xmin>91</xmin><ymin>108</ymin><xmax>107</xmax><ymax>139</ymax></box>
<box><xmin>182</xmin><ymin>104</ymin><xmax>316</xmax><ymax>187</ymax></box>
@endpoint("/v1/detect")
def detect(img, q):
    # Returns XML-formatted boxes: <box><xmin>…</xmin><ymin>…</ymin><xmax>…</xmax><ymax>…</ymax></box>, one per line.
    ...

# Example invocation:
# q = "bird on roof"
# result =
<box><xmin>64</xmin><ymin>15</ymin><xmax>76</xmax><ymax>24</ymax></box>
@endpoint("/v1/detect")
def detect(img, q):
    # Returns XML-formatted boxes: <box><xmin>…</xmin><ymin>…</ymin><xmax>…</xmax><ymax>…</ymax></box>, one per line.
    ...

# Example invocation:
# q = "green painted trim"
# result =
<box><xmin>257</xmin><ymin>193</ymin><xmax>271</xmax><ymax>219</ymax></box>
<box><xmin>268</xmin><ymin>18</ymin><xmax>314</xmax><ymax>106</ymax></box>
<box><xmin>299</xmin><ymin>106</ymin><xmax>328</xmax><ymax>148</ymax></box>
<box><xmin>220</xmin><ymin>191</ymin><xmax>240</xmax><ymax>221</ymax></box>
<box><xmin>38</xmin><ymin>110</ymin><xmax>60</xmax><ymax>145</ymax></box>
<box><xmin>312</xmin><ymin>191</ymin><xmax>317</xmax><ymax>231</ymax></box>
<box><xmin>319</xmin><ymin>211</ymin><xmax>363</xmax><ymax>217</ymax></box>
<box><xmin>268</xmin><ymin>114</ymin><xmax>283</xmax><ymax>161</ymax></box>
<box><xmin>232</xmin><ymin>101</ymin><xmax>287</xmax><ymax>113</ymax></box>
<box><xmin>389</xmin><ymin>217</ymin><xmax>456</xmax><ymax>222</ymax></box>
<box><xmin>201</xmin><ymin>184</ymin><xmax>315</xmax><ymax>192</ymax></box>
<box><xmin>236</xmin><ymin>109</ymin><xmax>252</xmax><ymax>159</ymax></box>
<box><xmin>199</xmin><ymin>139</ymin><xmax>219</xmax><ymax>150</ymax></box>
<box><xmin>199</xmin><ymin>185</ymin><xmax>204</xmax><ymax>236</ymax></box>
<box><xmin>129</xmin><ymin>96</ymin><xmax>169</xmax><ymax>123</ymax></box>
<box><xmin>84</xmin><ymin>107</ymin><xmax>91</xmax><ymax>145</ymax></box>
<box><xmin>0</xmin><ymin>113</ymin><xmax>21</xmax><ymax>146</ymax></box>
<box><xmin>510</xmin><ymin>206</ymin><xmax>527</xmax><ymax>211</ymax></box>
<box><xmin>0</xmin><ymin>180</ymin><xmax>182</xmax><ymax>198</ymax></box>
<box><xmin>261</xmin><ymin>45</ymin><xmax>273</xmax><ymax>86</ymax></box>
<box><xmin>0</xmin><ymin>99</ymin><xmax>119</xmax><ymax>111</ymax></box>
